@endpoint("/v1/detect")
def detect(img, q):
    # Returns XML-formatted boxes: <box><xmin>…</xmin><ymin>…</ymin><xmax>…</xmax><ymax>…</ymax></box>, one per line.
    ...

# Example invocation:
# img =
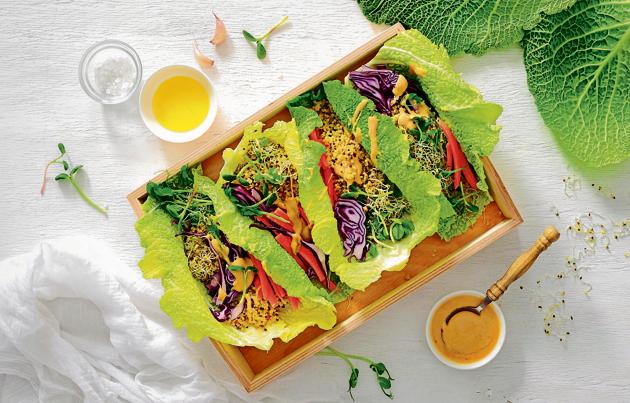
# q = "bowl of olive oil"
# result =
<box><xmin>139</xmin><ymin>65</ymin><xmax>218</xmax><ymax>143</ymax></box>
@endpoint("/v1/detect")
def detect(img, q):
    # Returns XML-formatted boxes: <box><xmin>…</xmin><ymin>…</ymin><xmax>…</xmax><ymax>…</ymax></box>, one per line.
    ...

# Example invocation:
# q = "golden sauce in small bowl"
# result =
<box><xmin>426</xmin><ymin>290</ymin><xmax>505</xmax><ymax>369</ymax></box>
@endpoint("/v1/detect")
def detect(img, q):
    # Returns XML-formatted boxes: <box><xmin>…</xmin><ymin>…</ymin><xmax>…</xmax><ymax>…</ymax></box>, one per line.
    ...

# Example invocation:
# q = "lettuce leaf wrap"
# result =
<box><xmin>288</xmin><ymin>81</ymin><xmax>442</xmax><ymax>291</ymax></box>
<box><xmin>218</xmin><ymin>120</ymin><xmax>353</xmax><ymax>302</ymax></box>
<box><xmin>346</xmin><ymin>29</ymin><xmax>502</xmax><ymax>240</ymax></box>
<box><xmin>135</xmin><ymin>167</ymin><xmax>336</xmax><ymax>350</ymax></box>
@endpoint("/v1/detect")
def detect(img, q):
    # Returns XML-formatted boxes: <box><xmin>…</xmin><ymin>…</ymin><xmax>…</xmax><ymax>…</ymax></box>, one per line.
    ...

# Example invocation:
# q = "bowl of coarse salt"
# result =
<box><xmin>79</xmin><ymin>40</ymin><xmax>142</xmax><ymax>104</ymax></box>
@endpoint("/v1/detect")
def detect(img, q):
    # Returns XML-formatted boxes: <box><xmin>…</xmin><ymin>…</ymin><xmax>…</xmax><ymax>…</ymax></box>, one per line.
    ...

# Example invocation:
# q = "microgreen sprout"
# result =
<box><xmin>40</xmin><ymin>143</ymin><xmax>66</xmax><ymax>195</ymax></box>
<box><xmin>42</xmin><ymin>143</ymin><xmax>107</xmax><ymax>215</ymax></box>
<box><xmin>242</xmin><ymin>15</ymin><xmax>289</xmax><ymax>60</ymax></box>
<box><xmin>316</xmin><ymin>346</ymin><xmax>394</xmax><ymax>400</ymax></box>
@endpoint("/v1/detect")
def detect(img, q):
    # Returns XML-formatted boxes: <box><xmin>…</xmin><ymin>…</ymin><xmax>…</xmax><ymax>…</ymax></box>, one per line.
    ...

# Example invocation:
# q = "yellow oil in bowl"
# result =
<box><xmin>152</xmin><ymin>76</ymin><xmax>209</xmax><ymax>132</ymax></box>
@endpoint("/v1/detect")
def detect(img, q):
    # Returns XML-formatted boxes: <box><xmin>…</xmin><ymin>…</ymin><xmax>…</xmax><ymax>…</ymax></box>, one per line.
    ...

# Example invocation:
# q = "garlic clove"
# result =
<box><xmin>193</xmin><ymin>40</ymin><xmax>215</xmax><ymax>69</ymax></box>
<box><xmin>210</xmin><ymin>12</ymin><xmax>228</xmax><ymax>46</ymax></box>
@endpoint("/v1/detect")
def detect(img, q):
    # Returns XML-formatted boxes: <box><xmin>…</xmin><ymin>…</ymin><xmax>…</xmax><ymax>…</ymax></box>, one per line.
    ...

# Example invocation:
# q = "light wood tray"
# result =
<box><xmin>128</xmin><ymin>24</ymin><xmax>522</xmax><ymax>392</ymax></box>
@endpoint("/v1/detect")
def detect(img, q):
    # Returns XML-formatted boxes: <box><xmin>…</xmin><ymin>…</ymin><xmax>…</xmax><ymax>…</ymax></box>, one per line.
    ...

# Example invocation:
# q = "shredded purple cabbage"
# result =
<box><xmin>333</xmin><ymin>198</ymin><xmax>368</xmax><ymax>261</ymax></box>
<box><xmin>204</xmin><ymin>239</ymin><xmax>245</xmax><ymax>322</ymax></box>
<box><xmin>348</xmin><ymin>66</ymin><xmax>399</xmax><ymax>115</ymax></box>
<box><xmin>225</xmin><ymin>183</ymin><xmax>272</xmax><ymax>211</ymax></box>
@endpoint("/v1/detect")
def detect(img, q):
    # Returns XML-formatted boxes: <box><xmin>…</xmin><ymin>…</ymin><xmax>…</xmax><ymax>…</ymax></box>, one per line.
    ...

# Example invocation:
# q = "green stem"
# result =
<box><xmin>258</xmin><ymin>15</ymin><xmax>289</xmax><ymax>41</ymax></box>
<box><xmin>316</xmin><ymin>348</ymin><xmax>356</xmax><ymax>369</ymax></box>
<box><xmin>40</xmin><ymin>158</ymin><xmax>63</xmax><ymax>195</ymax></box>
<box><xmin>68</xmin><ymin>177</ymin><xmax>107</xmax><ymax>215</ymax></box>
<box><xmin>323</xmin><ymin>347</ymin><xmax>375</xmax><ymax>365</ymax></box>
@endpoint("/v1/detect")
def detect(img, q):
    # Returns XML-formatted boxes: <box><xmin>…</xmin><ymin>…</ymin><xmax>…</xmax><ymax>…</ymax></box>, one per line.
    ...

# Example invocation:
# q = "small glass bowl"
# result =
<box><xmin>79</xmin><ymin>40</ymin><xmax>142</xmax><ymax>104</ymax></box>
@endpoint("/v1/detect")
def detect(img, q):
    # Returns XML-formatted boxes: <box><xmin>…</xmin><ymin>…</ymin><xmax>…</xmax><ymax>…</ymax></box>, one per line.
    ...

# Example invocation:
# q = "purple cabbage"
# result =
<box><xmin>334</xmin><ymin>198</ymin><xmax>368</xmax><ymax>261</ymax></box>
<box><xmin>211</xmin><ymin>290</ymin><xmax>241</xmax><ymax>322</ymax></box>
<box><xmin>225</xmin><ymin>183</ymin><xmax>272</xmax><ymax>212</ymax></box>
<box><xmin>348</xmin><ymin>66</ymin><xmax>399</xmax><ymax>115</ymax></box>
<box><xmin>204</xmin><ymin>239</ymin><xmax>244</xmax><ymax>322</ymax></box>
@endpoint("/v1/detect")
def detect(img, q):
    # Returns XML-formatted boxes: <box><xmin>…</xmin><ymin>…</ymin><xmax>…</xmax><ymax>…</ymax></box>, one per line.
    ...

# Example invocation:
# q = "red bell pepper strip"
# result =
<box><xmin>288</xmin><ymin>296</ymin><xmax>300</xmax><ymax>309</ymax></box>
<box><xmin>273</xmin><ymin>207</ymin><xmax>290</xmax><ymax>222</ymax></box>
<box><xmin>275</xmin><ymin>232</ymin><xmax>329</xmax><ymax>287</ymax></box>
<box><xmin>274</xmin><ymin>233</ymin><xmax>309</xmax><ymax>271</ymax></box>
<box><xmin>296</xmin><ymin>245</ymin><xmax>327</xmax><ymax>284</ymax></box>
<box><xmin>446</xmin><ymin>142</ymin><xmax>453</xmax><ymax>171</ymax></box>
<box><xmin>270</xmin><ymin>279</ymin><xmax>287</xmax><ymax>299</ymax></box>
<box><xmin>461</xmin><ymin>164</ymin><xmax>478</xmax><ymax>190</ymax></box>
<box><xmin>264</xmin><ymin>208</ymin><xmax>294</xmax><ymax>232</ymax></box>
<box><xmin>438</xmin><ymin>120</ymin><xmax>477</xmax><ymax>190</ymax></box>
<box><xmin>251</xmin><ymin>256</ymin><xmax>278</xmax><ymax>306</ymax></box>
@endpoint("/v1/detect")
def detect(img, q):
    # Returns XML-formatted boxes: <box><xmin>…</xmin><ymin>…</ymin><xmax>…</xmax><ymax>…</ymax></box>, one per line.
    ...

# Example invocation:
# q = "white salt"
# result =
<box><xmin>93</xmin><ymin>56</ymin><xmax>137</xmax><ymax>99</ymax></box>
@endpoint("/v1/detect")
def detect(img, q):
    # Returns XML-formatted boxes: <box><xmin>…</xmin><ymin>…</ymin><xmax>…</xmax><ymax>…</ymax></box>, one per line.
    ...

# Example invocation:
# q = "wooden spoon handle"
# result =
<box><xmin>486</xmin><ymin>226</ymin><xmax>560</xmax><ymax>301</ymax></box>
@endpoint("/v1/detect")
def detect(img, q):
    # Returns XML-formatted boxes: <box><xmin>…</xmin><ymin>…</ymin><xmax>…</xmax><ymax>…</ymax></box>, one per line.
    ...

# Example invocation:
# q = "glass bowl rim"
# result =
<box><xmin>78</xmin><ymin>39</ymin><xmax>143</xmax><ymax>104</ymax></box>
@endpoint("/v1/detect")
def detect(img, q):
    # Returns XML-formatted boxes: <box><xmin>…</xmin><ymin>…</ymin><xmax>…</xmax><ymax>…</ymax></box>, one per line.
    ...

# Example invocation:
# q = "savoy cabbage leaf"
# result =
<box><xmin>357</xmin><ymin>0</ymin><xmax>576</xmax><ymax>55</ymax></box>
<box><xmin>523</xmin><ymin>0</ymin><xmax>630</xmax><ymax>167</ymax></box>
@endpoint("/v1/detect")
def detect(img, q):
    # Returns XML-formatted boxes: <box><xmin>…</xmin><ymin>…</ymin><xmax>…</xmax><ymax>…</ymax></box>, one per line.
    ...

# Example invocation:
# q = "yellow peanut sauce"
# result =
<box><xmin>429</xmin><ymin>294</ymin><xmax>501</xmax><ymax>364</ymax></box>
<box><xmin>367</xmin><ymin>116</ymin><xmax>379</xmax><ymax>166</ymax></box>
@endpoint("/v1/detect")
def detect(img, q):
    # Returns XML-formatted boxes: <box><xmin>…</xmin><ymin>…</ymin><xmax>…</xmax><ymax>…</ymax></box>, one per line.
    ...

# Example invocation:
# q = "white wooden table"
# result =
<box><xmin>1</xmin><ymin>1</ymin><xmax>629</xmax><ymax>402</ymax></box>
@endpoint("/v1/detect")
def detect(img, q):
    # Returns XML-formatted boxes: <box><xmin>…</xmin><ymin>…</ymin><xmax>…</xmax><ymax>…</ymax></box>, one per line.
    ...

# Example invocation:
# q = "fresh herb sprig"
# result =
<box><xmin>242</xmin><ymin>15</ymin><xmax>289</xmax><ymax>60</ymax></box>
<box><xmin>316</xmin><ymin>346</ymin><xmax>394</xmax><ymax>400</ymax></box>
<box><xmin>341</xmin><ymin>184</ymin><xmax>413</xmax><ymax>243</ymax></box>
<box><xmin>147</xmin><ymin>165</ymin><xmax>219</xmax><ymax>234</ymax></box>
<box><xmin>41</xmin><ymin>143</ymin><xmax>107</xmax><ymax>215</ymax></box>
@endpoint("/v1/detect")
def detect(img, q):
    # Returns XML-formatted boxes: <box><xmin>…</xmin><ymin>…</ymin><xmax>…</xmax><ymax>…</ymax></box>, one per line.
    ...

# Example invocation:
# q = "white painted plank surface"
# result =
<box><xmin>0</xmin><ymin>1</ymin><xmax>629</xmax><ymax>402</ymax></box>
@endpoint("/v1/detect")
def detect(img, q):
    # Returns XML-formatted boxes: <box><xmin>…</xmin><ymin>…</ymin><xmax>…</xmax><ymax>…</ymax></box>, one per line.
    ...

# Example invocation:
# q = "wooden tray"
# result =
<box><xmin>128</xmin><ymin>24</ymin><xmax>522</xmax><ymax>392</ymax></box>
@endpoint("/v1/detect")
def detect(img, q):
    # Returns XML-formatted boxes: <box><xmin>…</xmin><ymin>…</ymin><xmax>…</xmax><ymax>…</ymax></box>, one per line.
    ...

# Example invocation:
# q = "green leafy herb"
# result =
<box><xmin>317</xmin><ymin>346</ymin><xmax>394</xmax><ymax>400</ymax></box>
<box><xmin>242</xmin><ymin>15</ymin><xmax>289</xmax><ymax>60</ymax></box>
<box><xmin>147</xmin><ymin>165</ymin><xmax>218</xmax><ymax>232</ymax></box>
<box><xmin>42</xmin><ymin>143</ymin><xmax>107</xmax><ymax>215</ymax></box>
<box><xmin>523</xmin><ymin>0</ymin><xmax>630</xmax><ymax>167</ymax></box>
<box><xmin>357</xmin><ymin>0</ymin><xmax>576</xmax><ymax>55</ymax></box>
<box><xmin>228</xmin><ymin>265</ymin><xmax>257</xmax><ymax>273</ymax></box>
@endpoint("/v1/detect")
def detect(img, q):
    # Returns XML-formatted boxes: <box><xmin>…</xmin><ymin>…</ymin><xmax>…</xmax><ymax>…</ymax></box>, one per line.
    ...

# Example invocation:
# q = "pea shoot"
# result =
<box><xmin>41</xmin><ymin>143</ymin><xmax>107</xmax><ymax>215</ymax></box>
<box><xmin>242</xmin><ymin>16</ymin><xmax>289</xmax><ymax>60</ymax></box>
<box><xmin>316</xmin><ymin>346</ymin><xmax>394</xmax><ymax>400</ymax></box>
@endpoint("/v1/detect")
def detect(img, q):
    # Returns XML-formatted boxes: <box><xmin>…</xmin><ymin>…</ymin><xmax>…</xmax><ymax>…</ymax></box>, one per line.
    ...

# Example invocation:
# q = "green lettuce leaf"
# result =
<box><xmin>135</xmin><ymin>191</ymin><xmax>336</xmax><ymax>351</ymax></box>
<box><xmin>194</xmin><ymin>170</ymin><xmax>330</xmax><ymax>301</ymax></box>
<box><xmin>523</xmin><ymin>0</ymin><xmax>630</xmax><ymax>168</ymax></box>
<box><xmin>370</xmin><ymin>29</ymin><xmax>502</xmax><ymax>239</ymax></box>
<box><xmin>218</xmin><ymin>120</ymin><xmax>354</xmax><ymax>301</ymax></box>
<box><xmin>372</xmin><ymin>30</ymin><xmax>502</xmax><ymax>160</ymax></box>
<box><xmin>313</xmin><ymin>80</ymin><xmax>442</xmax><ymax>290</ymax></box>
<box><xmin>357</xmin><ymin>0</ymin><xmax>576</xmax><ymax>55</ymax></box>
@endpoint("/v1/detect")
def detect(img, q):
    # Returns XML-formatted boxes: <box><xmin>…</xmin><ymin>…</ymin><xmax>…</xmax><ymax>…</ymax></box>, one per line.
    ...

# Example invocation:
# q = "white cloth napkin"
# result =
<box><xmin>0</xmin><ymin>237</ymin><xmax>264</xmax><ymax>403</ymax></box>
